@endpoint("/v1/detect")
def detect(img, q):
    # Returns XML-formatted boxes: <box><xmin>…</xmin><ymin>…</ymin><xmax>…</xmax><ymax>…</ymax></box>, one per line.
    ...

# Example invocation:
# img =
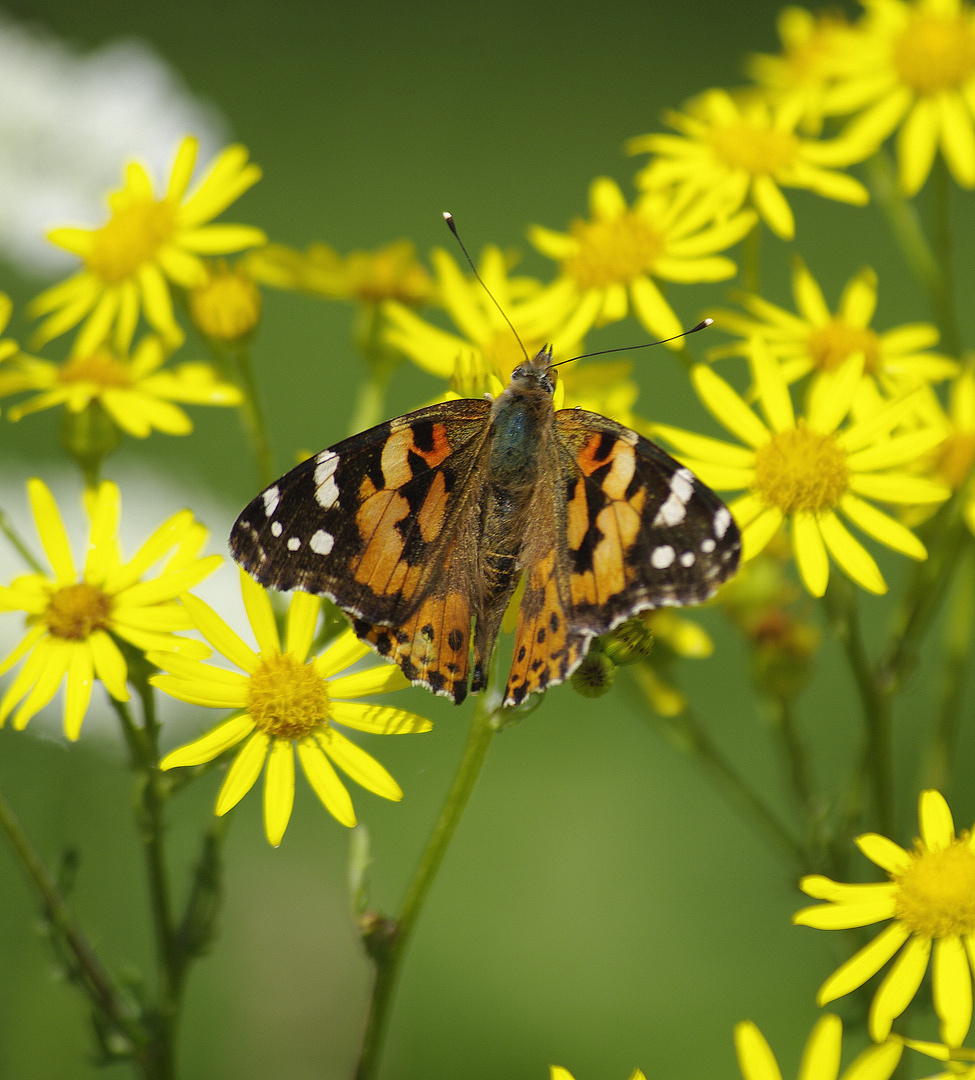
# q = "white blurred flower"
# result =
<box><xmin>0</xmin><ymin>14</ymin><xmax>227</xmax><ymax>276</ymax></box>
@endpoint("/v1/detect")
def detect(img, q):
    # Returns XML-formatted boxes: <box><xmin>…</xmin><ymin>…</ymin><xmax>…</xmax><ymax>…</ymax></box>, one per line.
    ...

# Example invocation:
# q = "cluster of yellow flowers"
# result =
<box><xmin>2</xmin><ymin>0</ymin><xmax>975</xmax><ymax>1074</ymax></box>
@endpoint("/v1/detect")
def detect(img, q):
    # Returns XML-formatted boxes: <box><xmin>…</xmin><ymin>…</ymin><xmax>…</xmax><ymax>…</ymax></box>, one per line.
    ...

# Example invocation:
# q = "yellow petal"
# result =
<box><xmin>806</xmin><ymin>352</ymin><xmax>863</xmax><ymax>434</ymax></box>
<box><xmin>919</xmin><ymin>788</ymin><xmax>956</xmax><ymax>851</ymax></box>
<box><xmin>137</xmin><ymin>263</ymin><xmax>180</xmax><ymax>342</ymax></box>
<box><xmin>149</xmin><ymin>673</ymin><xmax>248</xmax><ymax>708</ymax></box>
<box><xmin>12</xmin><ymin>638</ymin><xmax>71</xmax><ymax>730</ymax></box>
<box><xmin>897</xmin><ymin>97</ymin><xmax>940</xmax><ymax>196</ymax></box>
<box><xmin>839</xmin><ymin>495</ymin><xmax>926</xmax><ymax>560</ymax></box>
<box><xmin>751</xmin><ymin>174</ymin><xmax>795</xmax><ymax>239</ymax></box>
<box><xmin>314</xmin><ymin>627</ymin><xmax>371</xmax><ymax>678</ymax></box>
<box><xmin>180</xmin><ymin>592</ymin><xmax>260</xmax><ymax>673</ymax></box>
<box><xmin>0</xmin><ymin>624</ymin><xmax>49</xmax><ymax>678</ymax></box>
<box><xmin>933</xmin><ymin>935</ymin><xmax>973</xmax><ymax>1046</ymax></box>
<box><xmin>848</xmin><ymin>472</ymin><xmax>950</xmax><ymax>504</ymax></box>
<box><xmin>87</xmin><ymin>629</ymin><xmax>129</xmax><ymax>700</ymax></box>
<box><xmin>847</xmin><ymin>427</ymin><xmax>948</xmax><ymax>472</ymax></box>
<box><xmin>27</xmin><ymin>478</ymin><xmax>75</xmax><ymax>583</ymax></box>
<box><xmin>160</xmin><ymin>713</ymin><xmax>254</xmax><ymax>768</ymax></box>
<box><xmin>691</xmin><ymin>365</ymin><xmax>770</xmax><ymax>449</ymax></box>
<box><xmin>238</xmin><ymin>567</ymin><xmax>279</xmax><ymax>656</ymax></box>
<box><xmin>318</xmin><ymin>727</ymin><xmax>402</xmax><ymax>800</ymax></box>
<box><xmin>103</xmin><ymin>510</ymin><xmax>194</xmax><ymax>594</ymax></box>
<box><xmin>167</xmin><ymin>136</ymin><xmax>198</xmax><ymax>201</ymax></box>
<box><xmin>327</xmin><ymin>664</ymin><xmax>410</xmax><ymax>698</ymax></box>
<box><xmin>840</xmin><ymin>268</ymin><xmax>878</xmax><ymax>328</ymax></box>
<box><xmin>263</xmin><ymin>737</ymin><xmax>295</xmax><ymax>846</ymax></box>
<box><xmin>63</xmin><ymin>643</ymin><xmax>94</xmax><ymax>741</ymax></box>
<box><xmin>73</xmin><ymin>287</ymin><xmax>121</xmax><ymax>357</ymax></box>
<box><xmin>734</xmin><ymin>1021</ymin><xmax>783</xmax><ymax>1080</ymax></box>
<box><xmin>296</xmin><ymin>737</ymin><xmax>356</xmax><ymax>826</ymax></box>
<box><xmin>742</xmin><ymin>506</ymin><xmax>784</xmax><ymax>561</ymax></box>
<box><xmin>328</xmin><ymin>701</ymin><xmax>433</xmax><ymax>734</ymax></box>
<box><xmin>800</xmin><ymin>875</ymin><xmax>897</xmax><ymax>904</ymax></box>
<box><xmin>83</xmin><ymin>481</ymin><xmax>121</xmax><ymax>586</ymax></box>
<box><xmin>792</xmin><ymin>259</ymin><xmax>831</xmax><ymax>326</ymax></box>
<box><xmin>798</xmin><ymin>1014</ymin><xmax>841</xmax><ymax>1080</ymax></box>
<box><xmin>868</xmin><ymin>934</ymin><xmax>931</xmax><ymax>1040</ymax></box>
<box><xmin>178</xmin><ymin>224</ymin><xmax>267</xmax><ymax>255</ymax></box>
<box><xmin>794</xmin><ymin>897</ymin><xmax>897</xmax><ymax>929</ymax></box>
<box><xmin>818</xmin><ymin>511</ymin><xmax>887</xmax><ymax>595</ymax></box>
<box><xmin>215</xmin><ymin>730</ymin><xmax>269</xmax><ymax>814</ymax></box>
<box><xmin>728</xmin><ymin>491</ymin><xmax>767</xmax><ymax>529</ymax></box>
<box><xmin>939</xmin><ymin>91</ymin><xmax>975</xmax><ymax>188</ymax></box>
<box><xmin>651</xmin><ymin>423</ymin><xmax>756</xmax><ymax>467</ymax></box>
<box><xmin>841</xmin><ymin>1040</ymin><xmax>903</xmax><ymax>1080</ymax></box>
<box><xmin>629</xmin><ymin>276</ymin><xmax>682</xmax><ymax>344</ymax></box>
<box><xmin>285</xmin><ymin>590</ymin><xmax>320</xmax><ymax>660</ymax></box>
<box><xmin>817</xmin><ymin>922</ymin><xmax>910</xmax><ymax>1003</ymax></box>
<box><xmin>750</xmin><ymin>337</ymin><xmax>795</xmax><ymax>432</ymax></box>
<box><xmin>855</xmin><ymin>832</ymin><xmax>913</xmax><ymax>873</ymax></box>
<box><xmin>589</xmin><ymin>176</ymin><xmax>627</xmax><ymax>220</ymax></box>
<box><xmin>792</xmin><ymin>511</ymin><xmax>829</xmax><ymax>596</ymax></box>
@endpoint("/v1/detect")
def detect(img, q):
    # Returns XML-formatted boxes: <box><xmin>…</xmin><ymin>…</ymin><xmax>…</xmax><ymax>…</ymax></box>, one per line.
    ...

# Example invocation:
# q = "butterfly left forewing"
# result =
<box><xmin>503</xmin><ymin>410</ymin><xmax>740</xmax><ymax>706</ymax></box>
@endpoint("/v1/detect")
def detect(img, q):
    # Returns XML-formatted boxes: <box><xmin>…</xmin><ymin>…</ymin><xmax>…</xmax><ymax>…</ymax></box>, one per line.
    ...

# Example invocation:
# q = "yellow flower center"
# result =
<box><xmin>894</xmin><ymin>14</ymin><xmax>975</xmax><ymax>94</ymax></box>
<box><xmin>893</xmin><ymin>837</ymin><xmax>975</xmax><ymax>938</ymax></box>
<box><xmin>563</xmin><ymin>212</ymin><xmax>663</xmax><ymax>288</ymax></box>
<box><xmin>752</xmin><ymin>422</ymin><xmax>850</xmax><ymax>513</ymax></box>
<box><xmin>45</xmin><ymin>583</ymin><xmax>113</xmax><ymax>639</ymax></box>
<box><xmin>246</xmin><ymin>652</ymin><xmax>330</xmax><ymax>740</ymax></box>
<box><xmin>189</xmin><ymin>265</ymin><xmax>262</xmax><ymax>341</ymax></box>
<box><xmin>57</xmin><ymin>350</ymin><xmax>132</xmax><ymax>388</ymax></box>
<box><xmin>85</xmin><ymin>199</ymin><xmax>176</xmax><ymax>283</ymax></box>
<box><xmin>937</xmin><ymin>431</ymin><xmax>975</xmax><ymax>489</ymax></box>
<box><xmin>807</xmin><ymin>319</ymin><xmax>881</xmax><ymax>373</ymax></box>
<box><xmin>709</xmin><ymin>124</ymin><xmax>799</xmax><ymax>174</ymax></box>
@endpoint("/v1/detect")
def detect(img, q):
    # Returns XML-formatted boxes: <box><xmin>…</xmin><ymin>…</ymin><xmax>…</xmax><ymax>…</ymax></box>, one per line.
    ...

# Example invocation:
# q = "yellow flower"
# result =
<box><xmin>248</xmin><ymin>239</ymin><xmax>434</xmax><ymax>306</ymax></box>
<box><xmin>528</xmin><ymin>177</ymin><xmax>756</xmax><ymax>344</ymax></box>
<box><xmin>747</xmin><ymin>8</ymin><xmax>862</xmax><ymax>134</ymax></box>
<box><xmin>826</xmin><ymin>0</ymin><xmax>975</xmax><ymax>194</ymax></box>
<box><xmin>152</xmin><ymin>570</ymin><xmax>433</xmax><ymax>846</ymax></box>
<box><xmin>384</xmin><ymin>244</ymin><xmax>586</xmax><ymax>385</ymax></box>
<box><xmin>0</xmin><ymin>292</ymin><xmax>21</xmax><ymax>371</ymax></box>
<box><xmin>29</xmin><ymin>136</ymin><xmax>266</xmax><ymax>355</ymax></box>
<box><xmin>708</xmin><ymin>259</ymin><xmax>957</xmax><ymax>399</ymax></box>
<box><xmin>794</xmin><ymin>789</ymin><xmax>975</xmax><ymax>1046</ymax></box>
<box><xmin>627</xmin><ymin>89</ymin><xmax>870</xmax><ymax>241</ymax></box>
<box><xmin>913</xmin><ymin>366</ymin><xmax>975</xmax><ymax>534</ymax></box>
<box><xmin>0</xmin><ymin>479</ymin><xmax>219</xmax><ymax>739</ymax></box>
<box><xmin>188</xmin><ymin>259</ymin><xmax>262</xmax><ymax>341</ymax></box>
<box><xmin>735</xmin><ymin>1015</ymin><xmax>902</xmax><ymax>1080</ymax></box>
<box><xmin>652</xmin><ymin>344</ymin><xmax>951</xmax><ymax>596</ymax></box>
<box><xmin>0</xmin><ymin>334</ymin><xmax>242</xmax><ymax>437</ymax></box>
<box><xmin>900</xmin><ymin>1037</ymin><xmax>975</xmax><ymax>1079</ymax></box>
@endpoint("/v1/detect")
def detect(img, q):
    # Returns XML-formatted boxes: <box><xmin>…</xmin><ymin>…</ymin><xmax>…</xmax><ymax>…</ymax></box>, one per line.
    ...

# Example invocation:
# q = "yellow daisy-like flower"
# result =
<box><xmin>627</xmin><ymin>88</ymin><xmax>870</xmax><ymax>241</ymax></box>
<box><xmin>652</xmin><ymin>344</ymin><xmax>951</xmax><ymax>596</ymax></box>
<box><xmin>151</xmin><ymin>570</ymin><xmax>432</xmax><ymax>846</ymax></box>
<box><xmin>528</xmin><ymin>177</ymin><xmax>756</xmax><ymax>344</ymax></box>
<box><xmin>0</xmin><ymin>334</ymin><xmax>242</xmax><ymax>437</ymax></box>
<box><xmin>29</xmin><ymin>136</ymin><xmax>266</xmax><ymax>355</ymax></box>
<box><xmin>0</xmin><ymin>292</ymin><xmax>21</xmax><ymax>372</ymax></box>
<box><xmin>747</xmin><ymin>7</ymin><xmax>862</xmax><ymax>134</ymax></box>
<box><xmin>0</xmin><ymin>479</ymin><xmax>218</xmax><ymax>739</ymax></box>
<box><xmin>188</xmin><ymin>259</ymin><xmax>262</xmax><ymax>342</ymax></box>
<box><xmin>735</xmin><ymin>1015</ymin><xmax>902</xmax><ymax>1080</ymax></box>
<box><xmin>248</xmin><ymin>239</ymin><xmax>435</xmax><ymax>306</ymax></box>
<box><xmin>794</xmin><ymin>789</ymin><xmax>975</xmax><ymax>1046</ymax></box>
<box><xmin>826</xmin><ymin>0</ymin><xmax>975</xmax><ymax>194</ymax></box>
<box><xmin>708</xmin><ymin>259</ymin><xmax>958</xmax><ymax>398</ymax></box>
<box><xmin>384</xmin><ymin>244</ymin><xmax>587</xmax><ymax>383</ymax></box>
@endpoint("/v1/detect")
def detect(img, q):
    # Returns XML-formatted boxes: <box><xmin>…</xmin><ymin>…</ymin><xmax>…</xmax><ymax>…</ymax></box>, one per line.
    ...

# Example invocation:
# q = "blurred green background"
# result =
<box><xmin>0</xmin><ymin>1</ymin><xmax>973</xmax><ymax>1078</ymax></box>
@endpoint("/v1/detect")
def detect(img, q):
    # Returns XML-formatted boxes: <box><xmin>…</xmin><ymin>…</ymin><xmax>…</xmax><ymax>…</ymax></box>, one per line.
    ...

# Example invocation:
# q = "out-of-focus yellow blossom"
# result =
<box><xmin>188</xmin><ymin>259</ymin><xmax>262</xmax><ymax>341</ymax></box>
<box><xmin>0</xmin><ymin>479</ymin><xmax>218</xmax><ymax>739</ymax></box>
<box><xmin>0</xmin><ymin>294</ymin><xmax>22</xmax><ymax>397</ymax></box>
<box><xmin>795</xmin><ymin>789</ymin><xmax>975</xmax><ymax>1046</ymax></box>
<box><xmin>653</xmin><ymin>343</ymin><xmax>950</xmax><ymax>596</ymax></box>
<box><xmin>708</xmin><ymin>259</ymin><xmax>957</xmax><ymax>401</ymax></box>
<box><xmin>528</xmin><ymin>177</ymin><xmax>756</xmax><ymax>345</ymax></box>
<box><xmin>0</xmin><ymin>334</ymin><xmax>241</xmax><ymax>438</ymax></box>
<box><xmin>628</xmin><ymin>89</ymin><xmax>870</xmax><ymax>241</ymax></box>
<box><xmin>747</xmin><ymin>8</ymin><xmax>861</xmax><ymax>133</ymax></box>
<box><xmin>152</xmin><ymin>570</ymin><xmax>433</xmax><ymax>846</ymax></box>
<box><xmin>29</xmin><ymin>136</ymin><xmax>265</xmax><ymax>354</ymax></box>
<box><xmin>248</xmin><ymin>239</ymin><xmax>434</xmax><ymax>306</ymax></box>
<box><xmin>825</xmin><ymin>0</ymin><xmax>975</xmax><ymax>194</ymax></box>
<box><xmin>735</xmin><ymin>1015</ymin><xmax>902</xmax><ymax>1080</ymax></box>
<box><xmin>551</xmin><ymin>1069</ymin><xmax>646</xmax><ymax>1080</ymax></box>
<box><xmin>900</xmin><ymin>1037</ymin><xmax>975</xmax><ymax>1079</ymax></box>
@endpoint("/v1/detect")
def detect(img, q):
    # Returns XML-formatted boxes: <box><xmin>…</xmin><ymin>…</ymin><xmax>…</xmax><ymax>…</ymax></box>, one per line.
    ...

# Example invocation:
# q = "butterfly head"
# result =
<box><xmin>508</xmin><ymin>345</ymin><xmax>556</xmax><ymax>396</ymax></box>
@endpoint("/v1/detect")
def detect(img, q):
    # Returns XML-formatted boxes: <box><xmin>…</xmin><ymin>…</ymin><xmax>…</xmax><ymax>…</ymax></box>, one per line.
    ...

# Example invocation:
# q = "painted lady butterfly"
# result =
<box><xmin>230</xmin><ymin>345</ymin><xmax>741</xmax><ymax>707</ymax></box>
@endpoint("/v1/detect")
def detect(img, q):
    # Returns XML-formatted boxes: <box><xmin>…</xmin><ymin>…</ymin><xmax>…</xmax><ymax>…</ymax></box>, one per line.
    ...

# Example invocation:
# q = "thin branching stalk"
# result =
<box><xmin>741</xmin><ymin>221</ymin><xmax>761</xmax><ymax>296</ymax></box>
<box><xmin>349</xmin><ymin>301</ymin><xmax>401</xmax><ymax>435</ymax></box>
<box><xmin>769</xmin><ymin>695</ymin><xmax>824</xmax><ymax>866</ymax></box>
<box><xmin>0</xmin><ymin>506</ymin><xmax>45</xmax><ymax>574</ymax></box>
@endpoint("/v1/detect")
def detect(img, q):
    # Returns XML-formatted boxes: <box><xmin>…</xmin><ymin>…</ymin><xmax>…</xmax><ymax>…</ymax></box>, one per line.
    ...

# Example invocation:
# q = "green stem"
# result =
<box><xmin>931</xmin><ymin>157</ymin><xmax>962</xmax><ymax>358</ymax></box>
<box><xmin>741</xmin><ymin>221</ymin><xmax>761</xmax><ymax>296</ymax></box>
<box><xmin>354</xmin><ymin>690</ymin><xmax>501</xmax><ymax>1080</ymax></box>
<box><xmin>349</xmin><ymin>301</ymin><xmax>402</xmax><ymax>435</ymax></box>
<box><xmin>0</xmin><ymin>507</ymin><xmax>45</xmax><ymax>573</ymax></box>
<box><xmin>212</xmin><ymin>340</ymin><xmax>274</xmax><ymax>487</ymax></box>
<box><xmin>0</xmin><ymin>782</ymin><xmax>147</xmax><ymax>1057</ymax></box>
<box><xmin>923</xmin><ymin>541</ymin><xmax>975</xmax><ymax>791</ymax></box>
<box><xmin>769</xmin><ymin>696</ymin><xmax>822</xmax><ymax>861</ymax></box>
<box><xmin>822</xmin><ymin>578</ymin><xmax>894</xmax><ymax>838</ymax></box>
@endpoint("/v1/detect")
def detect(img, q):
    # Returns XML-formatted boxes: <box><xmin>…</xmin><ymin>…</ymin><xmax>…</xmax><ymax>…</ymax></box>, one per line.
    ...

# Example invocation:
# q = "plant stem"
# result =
<box><xmin>349</xmin><ymin>301</ymin><xmax>402</xmax><ymax>435</ymax></box>
<box><xmin>0</xmin><ymin>507</ymin><xmax>45</xmax><ymax>573</ymax></box>
<box><xmin>0</xmin><ymin>781</ymin><xmax>146</xmax><ymax>1056</ymax></box>
<box><xmin>213</xmin><ymin>340</ymin><xmax>274</xmax><ymax>487</ymax></box>
<box><xmin>822</xmin><ymin>578</ymin><xmax>894</xmax><ymax>839</ymax></box>
<box><xmin>741</xmin><ymin>221</ymin><xmax>761</xmax><ymax>296</ymax></box>
<box><xmin>354</xmin><ymin>690</ymin><xmax>501</xmax><ymax>1080</ymax></box>
<box><xmin>931</xmin><ymin>157</ymin><xmax>961</xmax><ymax>358</ymax></box>
<box><xmin>769</xmin><ymin>695</ymin><xmax>823</xmax><ymax>862</ymax></box>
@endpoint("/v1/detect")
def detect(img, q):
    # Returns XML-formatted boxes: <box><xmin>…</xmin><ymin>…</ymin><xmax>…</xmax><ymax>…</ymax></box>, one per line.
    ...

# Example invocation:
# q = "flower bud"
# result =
<box><xmin>571</xmin><ymin>648</ymin><xmax>615</xmax><ymax>697</ymax></box>
<box><xmin>189</xmin><ymin>262</ymin><xmax>262</xmax><ymax>341</ymax></box>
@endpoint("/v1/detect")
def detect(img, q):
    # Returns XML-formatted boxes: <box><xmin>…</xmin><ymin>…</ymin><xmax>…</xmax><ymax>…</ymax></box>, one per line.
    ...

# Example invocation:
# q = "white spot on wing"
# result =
<box><xmin>287</xmin><ymin>537</ymin><xmax>301</xmax><ymax>551</ymax></box>
<box><xmin>714</xmin><ymin>507</ymin><xmax>732</xmax><ymax>539</ymax></box>
<box><xmin>680</xmin><ymin>551</ymin><xmax>695</xmax><ymax>567</ymax></box>
<box><xmin>262</xmin><ymin>485</ymin><xmax>280</xmax><ymax>517</ymax></box>
<box><xmin>653</xmin><ymin>492</ymin><xmax>686</xmax><ymax>527</ymax></box>
<box><xmin>270</xmin><ymin>521</ymin><xmax>283</xmax><ymax>537</ymax></box>
<box><xmin>314</xmin><ymin>451</ymin><xmax>341</xmax><ymax>509</ymax></box>
<box><xmin>700</xmin><ymin>538</ymin><xmax>716</xmax><ymax>553</ymax></box>
<box><xmin>650</xmin><ymin>545</ymin><xmax>675</xmax><ymax>569</ymax></box>
<box><xmin>310</xmin><ymin>529</ymin><xmax>334</xmax><ymax>555</ymax></box>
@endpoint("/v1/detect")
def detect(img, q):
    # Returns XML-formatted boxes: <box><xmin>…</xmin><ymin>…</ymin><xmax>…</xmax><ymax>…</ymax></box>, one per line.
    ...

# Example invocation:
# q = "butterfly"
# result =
<box><xmin>230</xmin><ymin>346</ymin><xmax>741</xmax><ymax>707</ymax></box>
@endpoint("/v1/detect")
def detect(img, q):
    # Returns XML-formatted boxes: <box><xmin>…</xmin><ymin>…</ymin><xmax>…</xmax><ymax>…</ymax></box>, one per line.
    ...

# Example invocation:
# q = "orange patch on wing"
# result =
<box><xmin>601</xmin><ymin>444</ymin><xmax>636</xmax><ymax>500</ymax></box>
<box><xmin>413</xmin><ymin>424</ymin><xmax>451</xmax><ymax>469</ymax></box>
<box><xmin>380</xmin><ymin>426</ymin><xmax>416</xmax><ymax>488</ymax></box>
<box><xmin>570</xmin><ymin>569</ymin><xmax>598</xmax><ymax>606</ymax></box>
<box><xmin>566</xmin><ymin>476</ymin><xmax>588</xmax><ymax>550</ymax></box>
<box><xmin>417</xmin><ymin>470</ymin><xmax>448</xmax><ymax>542</ymax></box>
<box><xmin>354</xmin><ymin>490</ymin><xmax>409</xmax><ymax>589</ymax></box>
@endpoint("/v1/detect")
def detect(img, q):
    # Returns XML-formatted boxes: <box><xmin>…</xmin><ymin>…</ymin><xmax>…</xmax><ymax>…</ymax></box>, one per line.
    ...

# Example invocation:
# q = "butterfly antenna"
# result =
<box><xmin>550</xmin><ymin>319</ymin><xmax>714</xmax><ymax>368</ymax></box>
<box><xmin>443</xmin><ymin>211</ymin><xmax>530</xmax><ymax>363</ymax></box>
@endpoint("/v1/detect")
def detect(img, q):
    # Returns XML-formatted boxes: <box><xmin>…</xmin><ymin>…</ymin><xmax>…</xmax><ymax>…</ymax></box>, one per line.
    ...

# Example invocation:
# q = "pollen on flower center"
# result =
<box><xmin>563</xmin><ymin>212</ymin><xmax>663</xmax><ymax>289</ymax></box>
<box><xmin>752</xmin><ymin>422</ymin><xmax>850</xmax><ymax>513</ymax></box>
<box><xmin>807</xmin><ymin>320</ymin><xmax>880</xmax><ymax>372</ymax></box>
<box><xmin>937</xmin><ymin>431</ymin><xmax>975</xmax><ymax>489</ymax></box>
<box><xmin>85</xmin><ymin>199</ymin><xmax>177</xmax><ymax>283</ymax></box>
<box><xmin>894</xmin><ymin>15</ymin><xmax>975</xmax><ymax>94</ymax></box>
<box><xmin>57</xmin><ymin>350</ymin><xmax>132</xmax><ymax>388</ymax></box>
<box><xmin>893</xmin><ymin>839</ymin><xmax>975</xmax><ymax>938</ymax></box>
<box><xmin>246</xmin><ymin>652</ymin><xmax>330</xmax><ymax>740</ymax></box>
<box><xmin>46</xmin><ymin>583</ymin><xmax>112</xmax><ymax>639</ymax></box>
<box><xmin>709</xmin><ymin>124</ymin><xmax>799</xmax><ymax>174</ymax></box>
